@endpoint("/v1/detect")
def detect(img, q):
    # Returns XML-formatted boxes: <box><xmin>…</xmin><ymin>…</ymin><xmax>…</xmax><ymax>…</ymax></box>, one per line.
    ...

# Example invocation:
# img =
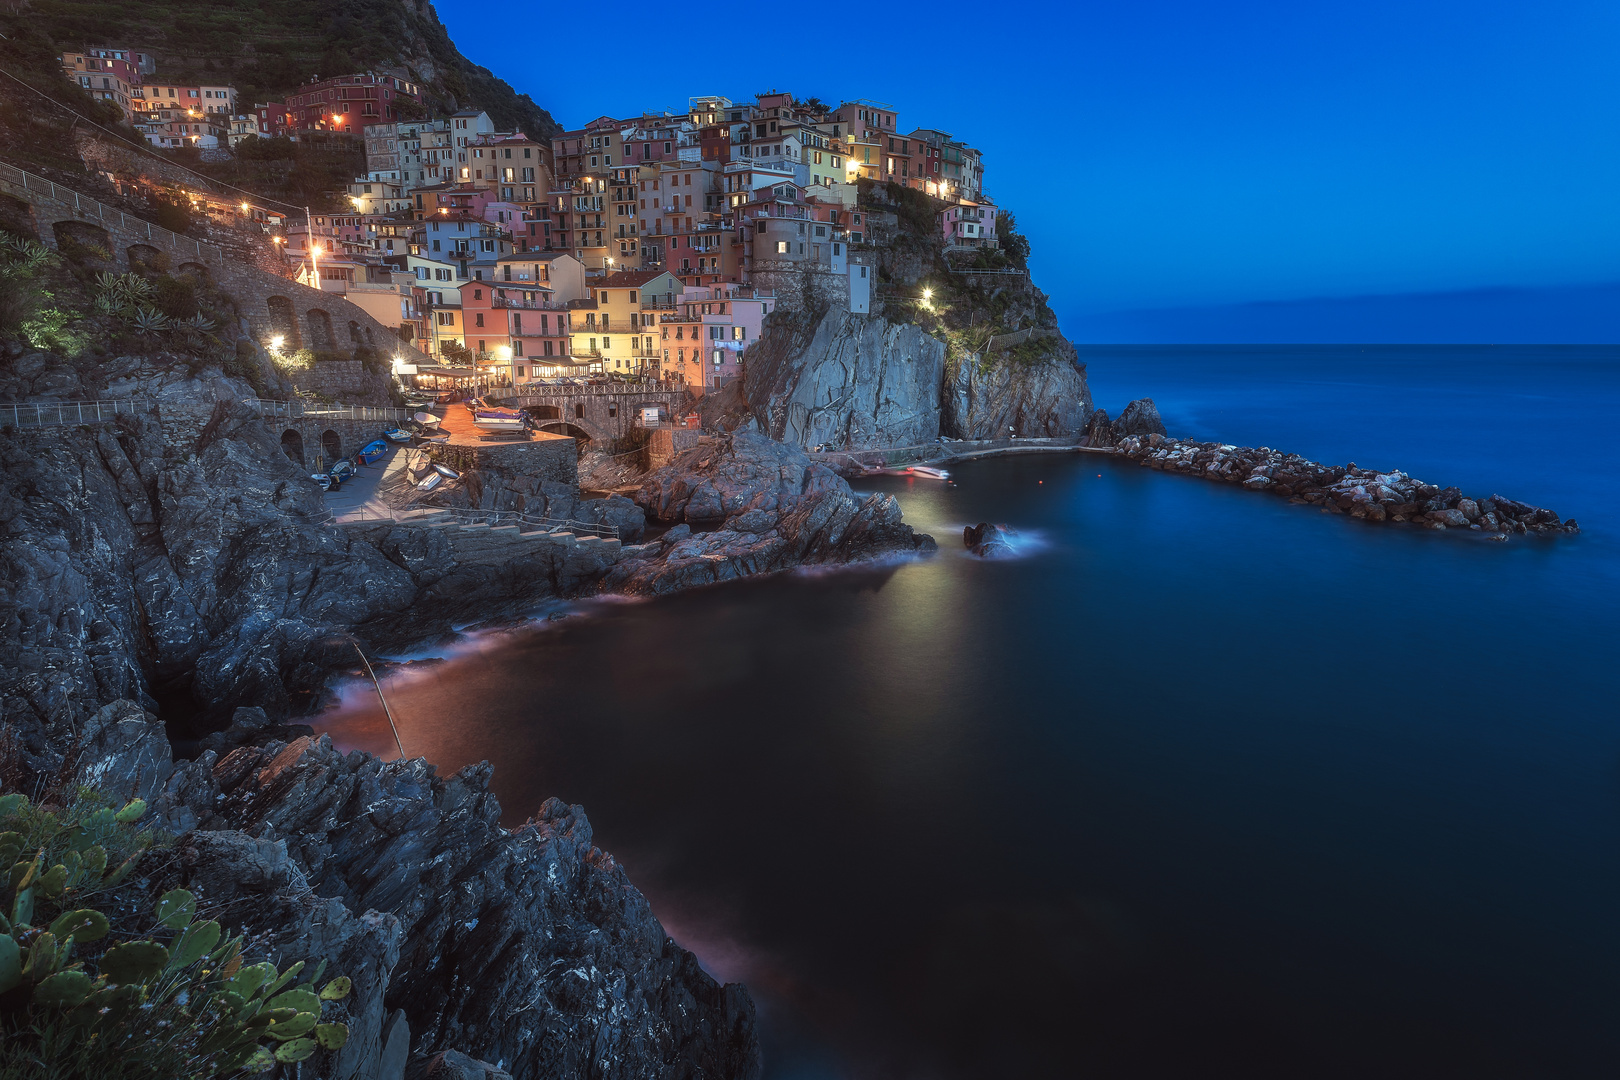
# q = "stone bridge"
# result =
<box><xmin>490</xmin><ymin>384</ymin><xmax>691</xmax><ymax>447</ymax></box>
<box><xmin>0</xmin><ymin>161</ymin><xmax>428</xmax><ymax>364</ymax></box>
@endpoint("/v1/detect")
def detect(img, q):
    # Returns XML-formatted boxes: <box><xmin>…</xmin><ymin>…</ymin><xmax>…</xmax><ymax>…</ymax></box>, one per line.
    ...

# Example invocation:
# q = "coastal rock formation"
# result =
<box><xmin>963</xmin><ymin>522</ymin><xmax>1017</xmax><ymax>558</ymax></box>
<box><xmin>1082</xmin><ymin>398</ymin><xmax>1166</xmax><ymax>445</ymax></box>
<box><xmin>941</xmin><ymin>343</ymin><xmax>1093</xmax><ymax>440</ymax></box>
<box><xmin>1114</xmin><ymin>433</ymin><xmax>1579</xmax><ymax>536</ymax></box>
<box><xmin>1</xmin><ymin>360</ymin><xmax>765</xmax><ymax>1077</ymax></box>
<box><xmin>741</xmin><ymin>307</ymin><xmax>945</xmax><ymax>449</ymax></box>
<box><xmin>610</xmin><ymin>431</ymin><xmax>937</xmax><ymax>593</ymax></box>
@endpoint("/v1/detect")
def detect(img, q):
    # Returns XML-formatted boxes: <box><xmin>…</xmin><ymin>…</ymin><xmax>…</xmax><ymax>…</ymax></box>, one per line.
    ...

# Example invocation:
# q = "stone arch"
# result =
<box><xmin>347</xmin><ymin>320</ymin><xmax>363</xmax><ymax>345</ymax></box>
<box><xmin>280</xmin><ymin>429</ymin><xmax>305</xmax><ymax>466</ymax></box>
<box><xmin>176</xmin><ymin>261</ymin><xmax>210</xmax><ymax>281</ymax></box>
<box><xmin>306</xmin><ymin>308</ymin><xmax>335</xmax><ymax>350</ymax></box>
<box><xmin>541</xmin><ymin>422</ymin><xmax>594</xmax><ymax>445</ymax></box>
<box><xmin>321</xmin><ymin>429</ymin><xmax>342</xmax><ymax>460</ymax></box>
<box><xmin>364</xmin><ymin>326</ymin><xmax>375</xmax><ymax>345</ymax></box>
<box><xmin>126</xmin><ymin>243</ymin><xmax>166</xmax><ymax>272</ymax></box>
<box><xmin>0</xmin><ymin>192</ymin><xmax>37</xmax><ymax>241</ymax></box>
<box><xmin>51</xmin><ymin>220</ymin><xmax>113</xmax><ymax>264</ymax></box>
<box><xmin>525</xmin><ymin>404</ymin><xmax>562</xmax><ymax>421</ymax></box>
<box><xmin>266</xmin><ymin>296</ymin><xmax>301</xmax><ymax>350</ymax></box>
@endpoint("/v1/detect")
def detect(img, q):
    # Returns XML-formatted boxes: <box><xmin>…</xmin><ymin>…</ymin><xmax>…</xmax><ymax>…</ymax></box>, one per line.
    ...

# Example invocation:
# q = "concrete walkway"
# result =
<box><xmin>325</xmin><ymin>445</ymin><xmax>408</xmax><ymax>523</ymax></box>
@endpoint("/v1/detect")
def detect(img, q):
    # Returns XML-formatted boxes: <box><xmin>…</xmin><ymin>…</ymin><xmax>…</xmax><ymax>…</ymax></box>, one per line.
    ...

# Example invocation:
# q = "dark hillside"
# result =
<box><xmin>9</xmin><ymin>0</ymin><xmax>558</xmax><ymax>138</ymax></box>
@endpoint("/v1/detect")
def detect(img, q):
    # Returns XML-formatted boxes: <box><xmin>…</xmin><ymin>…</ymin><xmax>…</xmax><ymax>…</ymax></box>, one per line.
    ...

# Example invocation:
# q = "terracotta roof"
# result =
<box><xmin>598</xmin><ymin>269</ymin><xmax>675</xmax><ymax>287</ymax></box>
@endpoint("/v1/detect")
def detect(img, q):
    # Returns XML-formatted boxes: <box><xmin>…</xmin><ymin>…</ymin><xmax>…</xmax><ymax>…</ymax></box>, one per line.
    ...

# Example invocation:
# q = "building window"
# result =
<box><xmin>776</xmin><ymin>241</ymin><xmax>788</xmax><ymax>254</ymax></box>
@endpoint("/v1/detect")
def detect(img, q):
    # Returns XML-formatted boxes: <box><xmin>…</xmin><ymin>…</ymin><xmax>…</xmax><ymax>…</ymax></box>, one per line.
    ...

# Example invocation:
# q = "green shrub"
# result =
<box><xmin>0</xmin><ymin>792</ymin><xmax>351</xmax><ymax>1079</ymax></box>
<box><xmin>152</xmin><ymin>275</ymin><xmax>199</xmax><ymax>321</ymax></box>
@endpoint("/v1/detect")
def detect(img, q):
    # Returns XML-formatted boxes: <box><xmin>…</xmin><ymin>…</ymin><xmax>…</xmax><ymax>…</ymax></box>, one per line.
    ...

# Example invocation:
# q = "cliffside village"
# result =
<box><xmin>62</xmin><ymin>49</ymin><xmax>1000</xmax><ymax>395</ymax></box>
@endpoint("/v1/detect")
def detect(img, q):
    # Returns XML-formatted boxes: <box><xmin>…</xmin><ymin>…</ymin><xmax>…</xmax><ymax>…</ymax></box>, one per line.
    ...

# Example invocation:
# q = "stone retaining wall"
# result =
<box><xmin>0</xmin><ymin>163</ymin><xmax>428</xmax><ymax>369</ymax></box>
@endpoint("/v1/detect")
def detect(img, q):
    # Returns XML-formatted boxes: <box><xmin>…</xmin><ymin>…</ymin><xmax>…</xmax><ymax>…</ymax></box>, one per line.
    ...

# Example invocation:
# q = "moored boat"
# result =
<box><xmin>416</xmin><ymin>472</ymin><xmax>442</xmax><ymax>491</ymax></box>
<box><xmin>433</xmin><ymin>464</ymin><xmax>460</xmax><ymax>479</ymax></box>
<box><xmin>359</xmin><ymin>440</ymin><xmax>389</xmax><ymax>463</ymax></box>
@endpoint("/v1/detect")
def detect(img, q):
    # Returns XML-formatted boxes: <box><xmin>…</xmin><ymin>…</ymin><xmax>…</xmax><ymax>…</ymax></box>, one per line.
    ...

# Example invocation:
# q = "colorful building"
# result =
<box><xmin>277</xmin><ymin>73</ymin><xmax>422</xmax><ymax>135</ymax></box>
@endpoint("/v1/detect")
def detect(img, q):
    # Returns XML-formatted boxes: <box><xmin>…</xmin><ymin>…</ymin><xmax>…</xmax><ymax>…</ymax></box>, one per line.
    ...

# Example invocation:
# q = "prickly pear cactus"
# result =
<box><xmin>0</xmin><ymin>791</ymin><xmax>352</xmax><ymax>1077</ymax></box>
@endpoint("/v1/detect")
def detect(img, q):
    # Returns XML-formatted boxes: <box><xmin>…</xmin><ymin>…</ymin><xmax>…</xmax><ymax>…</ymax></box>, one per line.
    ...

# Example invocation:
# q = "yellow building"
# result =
<box><xmin>570</xmin><ymin>269</ymin><xmax>680</xmax><ymax>375</ymax></box>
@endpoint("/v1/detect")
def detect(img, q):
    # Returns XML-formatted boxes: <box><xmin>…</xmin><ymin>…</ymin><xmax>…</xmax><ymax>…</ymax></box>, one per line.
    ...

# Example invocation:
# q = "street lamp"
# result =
<box><xmin>240</xmin><ymin>201</ymin><xmax>250</xmax><ymax>213</ymax></box>
<box><xmin>269</xmin><ymin>335</ymin><xmax>284</xmax><ymax>352</ymax></box>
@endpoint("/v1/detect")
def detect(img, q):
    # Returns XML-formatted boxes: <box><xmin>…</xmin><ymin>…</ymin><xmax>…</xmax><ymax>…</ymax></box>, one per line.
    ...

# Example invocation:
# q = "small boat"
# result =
<box><xmin>433</xmin><ymin>464</ymin><xmax>460</xmax><ymax>479</ymax></box>
<box><xmin>384</xmin><ymin>428</ymin><xmax>413</xmax><ymax>443</ymax></box>
<box><xmin>310</xmin><ymin>473</ymin><xmax>331</xmax><ymax>491</ymax></box>
<box><xmin>907</xmin><ymin>466</ymin><xmax>950</xmax><ymax>480</ymax></box>
<box><xmin>329</xmin><ymin>460</ymin><xmax>355</xmax><ymax>483</ymax></box>
<box><xmin>422</xmin><ymin>433</ymin><xmax>449</xmax><ymax>444</ymax></box>
<box><xmin>416</xmin><ymin>472</ymin><xmax>443</xmax><ymax>491</ymax></box>
<box><xmin>359</xmin><ymin>440</ymin><xmax>389</xmax><ymax>462</ymax></box>
<box><xmin>412</xmin><ymin>411</ymin><xmax>439</xmax><ymax>426</ymax></box>
<box><xmin>473</xmin><ymin>408</ymin><xmax>526</xmax><ymax>431</ymax></box>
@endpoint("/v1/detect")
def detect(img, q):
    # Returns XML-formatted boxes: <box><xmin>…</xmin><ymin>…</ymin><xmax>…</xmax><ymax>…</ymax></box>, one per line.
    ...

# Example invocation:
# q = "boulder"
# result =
<box><xmin>963</xmin><ymin>522</ymin><xmax>1017</xmax><ymax>558</ymax></box>
<box><xmin>1114</xmin><ymin>398</ymin><xmax>1168</xmax><ymax>438</ymax></box>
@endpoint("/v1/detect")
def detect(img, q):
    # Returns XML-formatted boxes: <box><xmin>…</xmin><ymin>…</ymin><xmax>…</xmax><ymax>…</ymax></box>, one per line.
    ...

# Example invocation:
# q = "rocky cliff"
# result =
<box><xmin>610</xmin><ymin>431</ymin><xmax>936</xmax><ymax>593</ymax></box>
<box><xmin>1</xmin><ymin>346</ymin><xmax>761</xmax><ymax>1077</ymax></box>
<box><xmin>740</xmin><ymin>308</ymin><xmax>944</xmax><ymax>448</ymax></box>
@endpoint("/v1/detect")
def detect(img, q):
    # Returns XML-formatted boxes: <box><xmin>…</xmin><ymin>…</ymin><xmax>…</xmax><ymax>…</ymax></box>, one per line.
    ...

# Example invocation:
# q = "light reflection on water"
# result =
<box><xmin>321</xmin><ymin>346</ymin><xmax>1620</xmax><ymax>1079</ymax></box>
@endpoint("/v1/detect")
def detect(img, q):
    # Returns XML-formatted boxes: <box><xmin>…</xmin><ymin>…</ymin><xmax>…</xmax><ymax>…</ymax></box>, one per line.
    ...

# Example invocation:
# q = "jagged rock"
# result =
<box><xmin>613</xmin><ymin>432</ymin><xmax>935</xmax><ymax>593</ymax></box>
<box><xmin>408</xmin><ymin>1050</ymin><xmax>513</xmax><ymax>1080</ymax></box>
<box><xmin>742</xmin><ymin>307</ymin><xmax>945</xmax><ymax>449</ymax></box>
<box><xmin>1114</xmin><ymin>398</ymin><xmax>1168</xmax><ymax>438</ymax></box>
<box><xmin>1081</xmin><ymin>408</ymin><xmax>1115</xmax><ymax>447</ymax></box>
<box><xmin>942</xmin><ymin>344</ymin><xmax>1093</xmax><ymax>440</ymax></box>
<box><xmin>963</xmin><ymin>522</ymin><xmax>1016</xmax><ymax>558</ymax></box>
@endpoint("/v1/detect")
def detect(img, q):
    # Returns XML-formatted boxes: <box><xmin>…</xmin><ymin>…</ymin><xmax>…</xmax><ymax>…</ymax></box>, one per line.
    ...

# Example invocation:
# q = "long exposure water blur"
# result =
<box><xmin>323</xmin><ymin>345</ymin><xmax>1620</xmax><ymax>1078</ymax></box>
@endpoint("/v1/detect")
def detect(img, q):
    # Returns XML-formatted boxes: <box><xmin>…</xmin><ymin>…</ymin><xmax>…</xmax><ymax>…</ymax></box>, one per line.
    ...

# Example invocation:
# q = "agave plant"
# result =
<box><xmin>182</xmin><ymin>313</ymin><xmax>216</xmax><ymax>334</ymax></box>
<box><xmin>130</xmin><ymin>307</ymin><xmax>171</xmax><ymax>335</ymax></box>
<box><xmin>92</xmin><ymin>292</ymin><xmax>124</xmax><ymax>317</ymax></box>
<box><xmin>0</xmin><ymin>235</ymin><xmax>50</xmax><ymax>271</ymax></box>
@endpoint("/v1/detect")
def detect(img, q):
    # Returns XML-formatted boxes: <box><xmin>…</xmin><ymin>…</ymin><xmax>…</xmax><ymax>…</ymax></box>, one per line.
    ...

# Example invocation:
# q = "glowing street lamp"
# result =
<box><xmin>240</xmin><ymin>201</ymin><xmax>250</xmax><ymax>213</ymax></box>
<box><xmin>922</xmin><ymin>288</ymin><xmax>933</xmax><ymax>301</ymax></box>
<box><xmin>269</xmin><ymin>335</ymin><xmax>285</xmax><ymax>352</ymax></box>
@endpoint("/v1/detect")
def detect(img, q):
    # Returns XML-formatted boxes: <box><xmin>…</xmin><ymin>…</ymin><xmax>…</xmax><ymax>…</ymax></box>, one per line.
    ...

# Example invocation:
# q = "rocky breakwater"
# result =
<box><xmin>605</xmin><ymin>431</ymin><xmax>937</xmax><ymax>594</ymax></box>
<box><xmin>1111</xmin><ymin>428</ymin><xmax>1579</xmax><ymax>537</ymax></box>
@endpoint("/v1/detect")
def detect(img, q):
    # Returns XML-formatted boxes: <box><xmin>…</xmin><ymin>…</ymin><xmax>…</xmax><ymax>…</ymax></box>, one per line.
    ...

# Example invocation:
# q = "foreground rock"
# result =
<box><xmin>962</xmin><ymin>522</ymin><xmax>1018</xmax><ymax>558</ymax></box>
<box><xmin>1112</xmin><ymin>426</ymin><xmax>1578</xmax><ymax>537</ymax></box>
<box><xmin>608</xmin><ymin>431</ymin><xmax>937</xmax><ymax>593</ymax></box>
<box><xmin>1</xmin><ymin>361</ymin><xmax>770</xmax><ymax>1077</ymax></box>
<box><xmin>39</xmin><ymin>700</ymin><xmax>760</xmax><ymax>1080</ymax></box>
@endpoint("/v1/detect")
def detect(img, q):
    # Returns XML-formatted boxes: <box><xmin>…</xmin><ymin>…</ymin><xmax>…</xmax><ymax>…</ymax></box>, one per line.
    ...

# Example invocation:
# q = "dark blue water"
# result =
<box><xmin>325</xmin><ymin>345</ymin><xmax>1620</xmax><ymax>1078</ymax></box>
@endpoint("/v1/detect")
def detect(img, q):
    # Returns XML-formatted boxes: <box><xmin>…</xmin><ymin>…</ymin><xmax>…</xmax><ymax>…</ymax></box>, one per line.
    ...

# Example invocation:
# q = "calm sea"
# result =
<box><xmin>324</xmin><ymin>345</ymin><xmax>1620</xmax><ymax>1078</ymax></box>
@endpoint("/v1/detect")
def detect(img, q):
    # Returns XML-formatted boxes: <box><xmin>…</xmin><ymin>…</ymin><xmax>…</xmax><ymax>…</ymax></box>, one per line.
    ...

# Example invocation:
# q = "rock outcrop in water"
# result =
<box><xmin>609</xmin><ymin>431</ymin><xmax>936</xmax><ymax>593</ymax></box>
<box><xmin>1114</xmin><ymin>430</ymin><xmax>1579</xmax><ymax>536</ymax></box>
<box><xmin>962</xmin><ymin>522</ymin><xmax>1017</xmax><ymax>558</ymax></box>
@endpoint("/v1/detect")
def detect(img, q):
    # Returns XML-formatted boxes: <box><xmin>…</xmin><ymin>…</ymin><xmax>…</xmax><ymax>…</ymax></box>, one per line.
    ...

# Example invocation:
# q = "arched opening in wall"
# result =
<box><xmin>364</xmin><ymin>326</ymin><xmax>375</xmax><ymax>345</ymax></box>
<box><xmin>126</xmin><ymin>243</ymin><xmax>167</xmax><ymax>272</ymax></box>
<box><xmin>280</xmin><ymin>429</ymin><xmax>305</xmax><ymax>466</ymax></box>
<box><xmin>525</xmin><ymin>405</ymin><xmax>562</xmax><ymax>421</ymax></box>
<box><xmin>347</xmin><ymin>320</ymin><xmax>362</xmax><ymax>345</ymax></box>
<box><xmin>0</xmin><ymin>193</ymin><xmax>37</xmax><ymax>241</ymax></box>
<box><xmin>306</xmin><ymin>308</ymin><xmax>335</xmax><ymax>350</ymax></box>
<box><xmin>321</xmin><ymin>429</ymin><xmax>342</xmax><ymax>461</ymax></box>
<box><xmin>266</xmin><ymin>296</ymin><xmax>301</xmax><ymax>350</ymax></box>
<box><xmin>540</xmin><ymin>422</ymin><xmax>591</xmax><ymax>445</ymax></box>
<box><xmin>50</xmin><ymin>220</ymin><xmax>113</xmax><ymax>266</ymax></box>
<box><xmin>176</xmin><ymin>261</ymin><xmax>210</xmax><ymax>282</ymax></box>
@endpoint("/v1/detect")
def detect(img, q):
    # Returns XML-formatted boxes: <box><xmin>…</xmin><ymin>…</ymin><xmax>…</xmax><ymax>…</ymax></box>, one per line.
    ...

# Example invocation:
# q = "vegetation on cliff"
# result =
<box><xmin>0</xmin><ymin>791</ymin><xmax>354</xmax><ymax>1079</ymax></box>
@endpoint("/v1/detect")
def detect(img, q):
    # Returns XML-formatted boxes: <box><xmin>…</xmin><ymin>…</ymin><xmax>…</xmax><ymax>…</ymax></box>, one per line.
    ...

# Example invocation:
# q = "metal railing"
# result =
<box><xmin>0</xmin><ymin>161</ymin><xmax>220</xmax><ymax>263</ymax></box>
<box><xmin>0</xmin><ymin>399</ymin><xmax>148</xmax><ymax>427</ymax></box>
<box><xmin>333</xmin><ymin>504</ymin><xmax>619</xmax><ymax>539</ymax></box>
<box><xmin>252</xmin><ymin>399</ymin><xmax>413</xmax><ymax>423</ymax></box>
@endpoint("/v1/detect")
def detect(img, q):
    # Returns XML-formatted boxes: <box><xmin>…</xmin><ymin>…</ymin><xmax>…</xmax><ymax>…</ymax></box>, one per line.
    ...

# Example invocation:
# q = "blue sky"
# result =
<box><xmin>435</xmin><ymin>0</ymin><xmax>1619</xmax><ymax>337</ymax></box>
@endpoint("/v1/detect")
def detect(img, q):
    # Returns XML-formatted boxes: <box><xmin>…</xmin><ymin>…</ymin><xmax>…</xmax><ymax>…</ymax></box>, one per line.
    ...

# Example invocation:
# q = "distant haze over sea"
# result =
<box><xmin>1066</xmin><ymin>283</ymin><xmax>1620</xmax><ymax>345</ymax></box>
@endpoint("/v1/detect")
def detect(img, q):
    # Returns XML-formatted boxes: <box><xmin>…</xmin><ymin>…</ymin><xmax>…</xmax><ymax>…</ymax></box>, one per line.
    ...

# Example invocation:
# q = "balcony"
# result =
<box><xmin>492</xmin><ymin>296</ymin><xmax>566</xmax><ymax>310</ymax></box>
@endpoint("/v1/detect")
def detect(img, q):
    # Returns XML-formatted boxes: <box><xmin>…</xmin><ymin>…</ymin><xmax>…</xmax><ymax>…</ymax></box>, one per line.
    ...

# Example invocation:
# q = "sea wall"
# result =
<box><xmin>1109</xmin><ymin>423</ymin><xmax>1580</xmax><ymax>536</ymax></box>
